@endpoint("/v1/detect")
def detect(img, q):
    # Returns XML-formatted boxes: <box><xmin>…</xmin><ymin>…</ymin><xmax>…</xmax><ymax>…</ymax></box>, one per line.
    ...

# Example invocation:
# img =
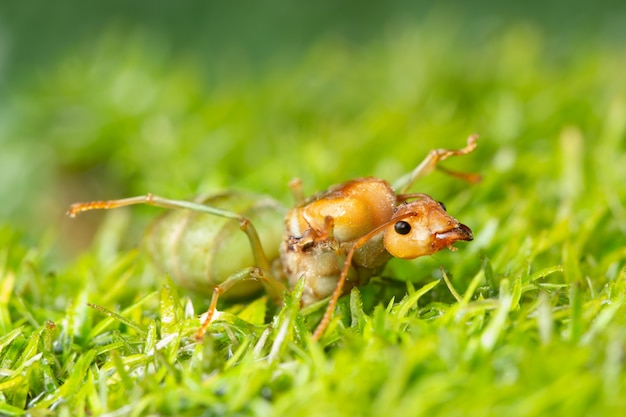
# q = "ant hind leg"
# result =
<box><xmin>68</xmin><ymin>194</ymin><xmax>288</xmax><ymax>339</ymax></box>
<box><xmin>195</xmin><ymin>266</ymin><xmax>280</xmax><ymax>340</ymax></box>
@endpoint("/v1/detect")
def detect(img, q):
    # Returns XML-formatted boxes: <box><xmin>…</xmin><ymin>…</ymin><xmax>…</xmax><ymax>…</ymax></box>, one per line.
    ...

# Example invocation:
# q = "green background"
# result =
<box><xmin>0</xmin><ymin>1</ymin><xmax>625</xmax><ymax>415</ymax></box>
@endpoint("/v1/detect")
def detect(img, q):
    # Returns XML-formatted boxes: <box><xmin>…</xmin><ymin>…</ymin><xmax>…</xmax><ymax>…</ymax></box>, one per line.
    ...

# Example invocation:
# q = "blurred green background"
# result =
<box><xmin>0</xmin><ymin>0</ymin><xmax>624</xmax><ymax>264</ymax></box>
<box><xmin>1</xmin><ymin>2</ymin><xmax>626</xmax><ymax>415</ymax></box>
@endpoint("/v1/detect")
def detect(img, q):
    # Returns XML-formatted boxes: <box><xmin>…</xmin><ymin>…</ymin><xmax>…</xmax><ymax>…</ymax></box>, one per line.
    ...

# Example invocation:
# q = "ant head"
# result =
<box><xmin>383</xmin><ymin>196</ymin><xmax>473</xmax><ymax>259</ymax></box>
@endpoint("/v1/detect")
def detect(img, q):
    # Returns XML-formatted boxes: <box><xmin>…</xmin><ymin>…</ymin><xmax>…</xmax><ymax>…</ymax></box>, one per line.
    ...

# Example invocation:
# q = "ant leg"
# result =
<box><xmin>394</xmin><ymin>134</ymin><xmax>480</xmax><ymax>194</ymax></box>
<box><xmin>322</xmin><ymin>215</ymin><xmax>335</xmax><ymax>242</ymax></box>
<box><xmin>194</xmin><ymin>266</ymin><xmax>278</xmax><ymax>340</ymax></box>
<box><xmin>288</xmin><ymin>178</ymin><xmax>306</xmax><ymax>205</ymax></box>
<box><xmin>311</xmin><ymin>211</ymin><xmax>417</xmax><ymax>341</ymax></box>
<box><xmin>67</xmin><ymin>194</ymin><xmax>285</xmax><ymax>300</ymax></box>
<box><xmin>68</xmin><ymin>194</ymin><xmax>271</xmax><ymax>272</ymax></box>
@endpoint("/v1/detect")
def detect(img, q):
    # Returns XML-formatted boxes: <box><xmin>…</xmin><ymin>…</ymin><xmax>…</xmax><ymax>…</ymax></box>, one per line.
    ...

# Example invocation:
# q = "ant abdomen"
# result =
<box><xmin>146</xmin><ymin>191</ymin><xmax>286</xmax><ymax>299</ymax></box>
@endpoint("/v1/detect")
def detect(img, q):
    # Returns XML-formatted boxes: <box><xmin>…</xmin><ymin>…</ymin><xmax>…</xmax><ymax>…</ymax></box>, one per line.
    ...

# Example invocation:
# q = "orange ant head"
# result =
<box><xmin>383</xmin><ymin>196</ymin><xmax>473</xmax><ymax>259</ymax></box>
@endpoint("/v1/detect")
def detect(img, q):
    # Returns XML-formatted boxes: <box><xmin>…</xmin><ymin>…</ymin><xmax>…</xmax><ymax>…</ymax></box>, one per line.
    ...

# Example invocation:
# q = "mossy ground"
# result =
<box><xmin>1</xmin><ymin>4</ymin><xmax>625</xmax><ymax>416</ymax></box>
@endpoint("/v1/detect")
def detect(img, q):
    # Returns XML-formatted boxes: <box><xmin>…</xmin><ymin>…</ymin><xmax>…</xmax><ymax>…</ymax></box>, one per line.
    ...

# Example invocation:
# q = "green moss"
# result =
<box><xmin>1</xmin><ymin>10</ymin><xmax>625</xmax><ymax>417</ymax></box>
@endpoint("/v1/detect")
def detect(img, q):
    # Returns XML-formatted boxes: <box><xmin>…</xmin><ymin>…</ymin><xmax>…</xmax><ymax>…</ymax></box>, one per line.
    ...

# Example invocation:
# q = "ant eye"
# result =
<box><xmin>394</xmin><ymin>221</ymin><xmax>412</xmax><ymax>235</ymax></box>
<box><xmin>438</xmin><ymin>201</ymin><xmax>447</xmax><ymax>211</ymax></box>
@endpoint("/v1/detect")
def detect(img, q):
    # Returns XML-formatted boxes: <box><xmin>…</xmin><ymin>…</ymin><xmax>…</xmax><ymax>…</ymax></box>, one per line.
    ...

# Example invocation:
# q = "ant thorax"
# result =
<box><xmin>280</xmin><ymin>178</ymin><xmax>398</xmax><ymax>306</ymax></box>
<box><xmin>279</xmin><ymin>177</ymin><xmax>474</xmax><ymax>306</ymax></box>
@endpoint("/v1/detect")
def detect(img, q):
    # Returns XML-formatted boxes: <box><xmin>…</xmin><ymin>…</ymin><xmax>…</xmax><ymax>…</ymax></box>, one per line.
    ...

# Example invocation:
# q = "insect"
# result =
<box><xmin>68</xmin><ymin>135</ymin><xmax>479</xmax><ymax>340</ymax></box>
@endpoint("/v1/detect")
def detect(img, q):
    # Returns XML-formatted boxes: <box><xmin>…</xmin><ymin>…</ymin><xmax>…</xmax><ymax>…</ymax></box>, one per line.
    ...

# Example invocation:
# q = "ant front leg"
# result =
<box><xmin>311</xmin><ymin>211</ymin><xmax>417</xmax><ymax>341</ymax></box>
<box><xmin>394</xmin><ymin>134</ymin><xmax>480</xmax><ymax>194</ymax></box>
<box><xmin>288</xmin><ymin>178</ymin><xmax>306</xmax><ymax>205</ymax></box>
